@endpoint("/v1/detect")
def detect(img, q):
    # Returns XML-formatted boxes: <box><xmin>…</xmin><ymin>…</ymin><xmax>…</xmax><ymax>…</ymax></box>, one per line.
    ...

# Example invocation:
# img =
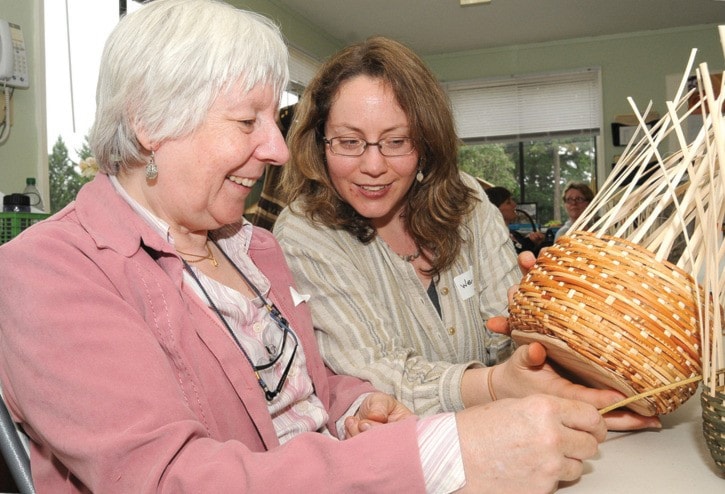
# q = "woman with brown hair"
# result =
<box><xmin>274</xmin><ymin>36</ymin><xmax>657</xmax><ymax>432</ymax></box>
<box><xmin>275</xmin><ymin>36</ymin><xmax>518</xmax><ymax>417</ymax></box>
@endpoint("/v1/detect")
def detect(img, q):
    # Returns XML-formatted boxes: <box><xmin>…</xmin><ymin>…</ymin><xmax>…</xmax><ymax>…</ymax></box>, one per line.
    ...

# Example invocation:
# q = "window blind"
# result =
<box><xmin>446</xmin><ymin>68</ymin><xmax>602</xmax><ymax>141</ymax></box>
<box><xmin>288</xmin><ymin>45</ymin><xmax>321</xmax><ymax>87</ymax></box>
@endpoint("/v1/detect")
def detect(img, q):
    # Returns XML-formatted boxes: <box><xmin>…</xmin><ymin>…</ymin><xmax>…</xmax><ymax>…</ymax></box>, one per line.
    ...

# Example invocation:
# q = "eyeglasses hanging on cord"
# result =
<box><xmin>181</xmin><ymin>240</ymin><xmax>299</xmax><ymax>401</ymax></box>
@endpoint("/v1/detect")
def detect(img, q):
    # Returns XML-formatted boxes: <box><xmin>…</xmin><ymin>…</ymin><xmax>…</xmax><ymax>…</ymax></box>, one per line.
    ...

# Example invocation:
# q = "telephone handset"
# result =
<box><xmin>0</xmin><ymin>19</ymin><xmax>29</xmax><ymax>89</ymax></box>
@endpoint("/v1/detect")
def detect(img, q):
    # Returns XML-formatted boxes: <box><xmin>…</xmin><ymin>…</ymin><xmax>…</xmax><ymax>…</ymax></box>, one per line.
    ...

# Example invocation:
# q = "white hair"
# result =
<box><xmin>89</xmin><ymin>0</ymin><xmax>289</xmax><ymax>173</ymax></box>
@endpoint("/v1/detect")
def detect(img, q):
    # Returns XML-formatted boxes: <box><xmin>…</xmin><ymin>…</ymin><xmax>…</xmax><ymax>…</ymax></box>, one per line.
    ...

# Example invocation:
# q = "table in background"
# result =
<box><xmin>560</xmin><ymin>386</ymin><xmax>724</xmax><ymax>493</ymax></box>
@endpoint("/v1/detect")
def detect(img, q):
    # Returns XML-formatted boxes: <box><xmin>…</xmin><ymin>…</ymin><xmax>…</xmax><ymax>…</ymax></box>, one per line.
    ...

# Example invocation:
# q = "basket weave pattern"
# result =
<box><xmin>510</xmin><ymin>231</ymin><xmax>702</xmax><ymax>415</ymax></box>
<box><xmin>701</xmin><ymin>370</ymin><xmax>725</xmax><ymax>473</ymax></box>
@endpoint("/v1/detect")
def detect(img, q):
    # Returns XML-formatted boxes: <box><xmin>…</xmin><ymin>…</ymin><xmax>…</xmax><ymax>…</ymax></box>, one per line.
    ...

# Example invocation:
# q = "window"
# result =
<box><xmin>447</xmin><ymin>68</ymin><xmax>601</xmax><ymax>140</ymax></box>
<box><xmin>448</xmin><ymin>69</ymin><xmax>601</xmax><ymax>228</ymax></box>
<box><xmin>288</xmin><ymin>45</ymin><xmax>320</xmax><ymax>88</ymax></box>
<box><xmin>280</xmin><ymin>45</ymin><xmax>320</xmax><ymax>108</ymax></box>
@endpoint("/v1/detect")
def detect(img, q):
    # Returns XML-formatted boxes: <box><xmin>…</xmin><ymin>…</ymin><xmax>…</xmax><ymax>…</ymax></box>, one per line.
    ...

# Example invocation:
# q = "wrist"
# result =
<box><xmin>487</xmin><ymin>366</ymin><xmax>498</xmax><ymax>402</ymax></box>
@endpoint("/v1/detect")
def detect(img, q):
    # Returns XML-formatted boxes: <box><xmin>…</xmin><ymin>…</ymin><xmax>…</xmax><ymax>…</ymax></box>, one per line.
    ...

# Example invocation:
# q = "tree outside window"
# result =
<box><xmin>458</xmin><ymin>134</ymin><xmax>596</xmax><ymax>228</ymax></box>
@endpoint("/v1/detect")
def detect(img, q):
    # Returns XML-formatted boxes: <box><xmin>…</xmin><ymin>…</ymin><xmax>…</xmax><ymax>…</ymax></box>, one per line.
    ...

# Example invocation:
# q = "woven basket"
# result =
<box><xmin>510</xmin><ymin>230</ymin><xmax>703</xmax><ymax>416</ymax></box>
<box><xmin>701</xmin><ymin>369</ymin><xmax>725</xmax><ymax>473</ymax></box>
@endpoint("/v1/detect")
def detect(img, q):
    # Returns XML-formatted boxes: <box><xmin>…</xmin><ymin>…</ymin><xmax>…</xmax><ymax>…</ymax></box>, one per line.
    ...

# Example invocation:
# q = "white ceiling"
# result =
<box><xmin>272</xmin><ymin>0</ymin><xmax>725</xmax><ymax>56</ymax></box>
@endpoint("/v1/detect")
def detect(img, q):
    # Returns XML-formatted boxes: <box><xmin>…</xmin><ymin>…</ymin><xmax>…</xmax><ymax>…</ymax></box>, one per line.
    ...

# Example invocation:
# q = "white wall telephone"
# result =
<box><xmin>0</xmin><ymin>19</ymin><xmax>29</xmax><ymax>89</ymax></box>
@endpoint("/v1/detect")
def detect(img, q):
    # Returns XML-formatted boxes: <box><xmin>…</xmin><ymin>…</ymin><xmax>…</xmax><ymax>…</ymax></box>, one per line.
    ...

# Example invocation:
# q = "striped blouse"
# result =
<box><xmin>275</xmin><ymin>172</ymin><xmax>522</xmax><ymax>417</ymax></box>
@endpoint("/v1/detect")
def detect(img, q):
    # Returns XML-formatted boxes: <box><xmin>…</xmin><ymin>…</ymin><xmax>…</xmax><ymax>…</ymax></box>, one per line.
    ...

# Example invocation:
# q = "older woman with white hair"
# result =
<box><xmin>0</xmin><ymin>1</ymin><xmax>416</xmax><ymax>491</ymax></box>
<box><xmin>0</xmin><ymin>1</ymin><xmax>618</xmax><ymax>492</ymax></box>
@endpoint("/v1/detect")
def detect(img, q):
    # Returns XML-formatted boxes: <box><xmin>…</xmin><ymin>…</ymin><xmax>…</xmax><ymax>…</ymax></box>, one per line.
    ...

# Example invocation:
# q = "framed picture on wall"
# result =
<box><xmin>611</xmin><ymin>121</ymin><xmax>656</xmax><ymax>146</ymax></box>
<box><xmin>611</xmin><ymin>112</ymin><xmax>659</xmax><ymax>147</ymax></box>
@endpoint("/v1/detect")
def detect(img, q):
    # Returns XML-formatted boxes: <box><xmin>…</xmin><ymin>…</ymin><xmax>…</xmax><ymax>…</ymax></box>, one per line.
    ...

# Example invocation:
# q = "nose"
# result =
<box><xmin>257</xmin><ymin>120</ymin><xmax>290</xmax><ymax>167</ymax></box>
<box><xmin>358</xmin><ymin>145</ymin><xmax>387</xmax><ymax>176</ymax></box>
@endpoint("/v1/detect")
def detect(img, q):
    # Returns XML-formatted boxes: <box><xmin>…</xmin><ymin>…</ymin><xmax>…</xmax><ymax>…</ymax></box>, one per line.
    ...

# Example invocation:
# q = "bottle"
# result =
<box><xmin>23</xmin><ymin>177</ymin><xmax>44</xmax><ymax>212</ymax></box>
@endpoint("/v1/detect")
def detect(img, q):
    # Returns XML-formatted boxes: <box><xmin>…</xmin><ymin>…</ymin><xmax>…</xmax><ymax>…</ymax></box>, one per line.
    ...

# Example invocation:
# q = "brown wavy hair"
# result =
<box><xmin>281</xmin><ymin>36</ymin><xmax>477</xmax><ymax>276</ymax></box>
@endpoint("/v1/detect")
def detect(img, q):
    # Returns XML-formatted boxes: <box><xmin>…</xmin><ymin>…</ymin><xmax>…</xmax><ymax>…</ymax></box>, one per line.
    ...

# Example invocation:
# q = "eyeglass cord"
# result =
<box><xmin>181</xmin><ymin>239</ymin><xmax>297</xmax><ymax>401</ymax></box>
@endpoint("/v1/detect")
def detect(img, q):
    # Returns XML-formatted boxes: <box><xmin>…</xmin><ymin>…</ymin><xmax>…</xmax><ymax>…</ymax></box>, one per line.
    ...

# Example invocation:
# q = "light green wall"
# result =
<box><xmin>1</xmin><ymin>0</ymin><xmax>722</xmax><ymax>200</ymax></box>
<box><xmin>0</xmin><ymin>0</ymin><xmax>47</xmax><ymax>203</ymax></box>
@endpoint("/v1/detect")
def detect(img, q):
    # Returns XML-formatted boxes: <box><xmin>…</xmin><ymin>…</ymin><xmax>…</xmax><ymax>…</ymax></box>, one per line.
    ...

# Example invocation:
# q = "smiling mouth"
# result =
<box><xmin>227</xmin><ymin>175</ymin><xmax>257</xmax><ymax>188</ymax></box>
<box><xmin>359</xmin><ymin>184</ymin><xmax>388</xmax><ymax>192</ymax></box>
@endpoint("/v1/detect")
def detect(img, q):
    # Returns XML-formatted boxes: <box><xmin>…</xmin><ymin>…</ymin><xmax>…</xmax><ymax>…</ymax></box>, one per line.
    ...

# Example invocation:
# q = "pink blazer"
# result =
<box><xmin>0</xmin><ymin>174</ymin><xmax>426</xmax><ymax>493</ymax></box>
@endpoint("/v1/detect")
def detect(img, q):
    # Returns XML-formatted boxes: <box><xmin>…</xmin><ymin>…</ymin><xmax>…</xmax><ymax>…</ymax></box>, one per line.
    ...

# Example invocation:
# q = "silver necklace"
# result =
<box><xmin>398</xmin><ymin>249</ymin><xmax>421</xmax><ymax>262</ymax></box>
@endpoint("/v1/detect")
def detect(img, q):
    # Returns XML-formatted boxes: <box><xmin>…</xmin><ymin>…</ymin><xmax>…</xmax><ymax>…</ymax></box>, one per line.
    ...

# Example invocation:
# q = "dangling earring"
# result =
<box><xmin>416</xmin><ymin>168</ymin><xmax>424</xmax><ymax>183</ymax></box>
<box><xmin>145</xmin><ymin>151</ymin><xmax>158</xmax><ymax>180</ymax></box>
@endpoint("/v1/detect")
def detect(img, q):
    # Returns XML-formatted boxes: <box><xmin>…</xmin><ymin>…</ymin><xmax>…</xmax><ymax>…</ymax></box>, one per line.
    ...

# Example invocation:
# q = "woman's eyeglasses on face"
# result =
<box><xmin>564</xmin><ymin>197</ymin><xmax>589</xmax><ymax>205</ymax></box>
<box><xmin>324</xmin><ymin>136</ymin><xmax>415</xmax><ymax>157</ymax></box>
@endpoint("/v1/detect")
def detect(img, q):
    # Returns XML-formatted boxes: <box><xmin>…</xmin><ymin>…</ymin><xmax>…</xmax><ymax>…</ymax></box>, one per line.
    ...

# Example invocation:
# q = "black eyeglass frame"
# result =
<box><xmin>182</xmin><ymin>242</ymin><xmax>300</xmax><ymax>402</ymax></box>
<box><xmin>323</xmin><ymin>136</ymin><xmax>416</xmax><ymax>157</ymax></box>
<box><xmin>253</xmin><ymin>304</ymin><xmax>299</xmax><ymax>401</ymax></box>
<box><xmin>563</xmin><ymin>197</ymin><xmax>590</xmax><ymax>205</ymax></box>
<box><xmin>254</xmin><ymin>306</ymin><xmax>297</xmax><ymax>371</ymax></box>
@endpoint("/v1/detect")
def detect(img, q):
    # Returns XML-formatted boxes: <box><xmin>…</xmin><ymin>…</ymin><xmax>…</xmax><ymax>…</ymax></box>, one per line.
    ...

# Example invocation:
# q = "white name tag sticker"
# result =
<box><xmin>290</xmin><ymin>286</ymin><xmax>310</xmax><ymax>306</ymax></box>
<box><xmin>454</xmin><ymin>266</ymin><xmax>475</xmax><ymax>301</ymax></box>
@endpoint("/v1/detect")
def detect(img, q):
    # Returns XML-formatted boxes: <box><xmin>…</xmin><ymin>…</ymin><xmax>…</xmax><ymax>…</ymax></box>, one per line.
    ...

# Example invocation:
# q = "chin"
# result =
<box><xmin>356</xmin><ymin>207</ymin><xmax>393</xmax><ymax>221</ymax></box>
<box><xmin>217</xmin><ymin>209</ymin><xmax>246</xmax><ymax>226</ymax></box>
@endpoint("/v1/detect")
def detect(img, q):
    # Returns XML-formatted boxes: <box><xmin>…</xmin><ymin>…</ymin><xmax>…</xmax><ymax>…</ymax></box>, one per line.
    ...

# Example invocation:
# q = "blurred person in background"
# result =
<box><xmin>555</xmin><ymin>181</ymin><xmax>595</xmax><ymax>240</ymax></box>
<box><xmin>485</xmin><ymin>186</ymin><xmax>545</xmax><ymax>256</ymax></box>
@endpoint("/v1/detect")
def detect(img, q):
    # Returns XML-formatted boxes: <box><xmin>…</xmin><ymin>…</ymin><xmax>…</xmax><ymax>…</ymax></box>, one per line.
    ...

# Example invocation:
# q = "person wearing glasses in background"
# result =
<box><xmin>274</xmin><ymin>36</ymin><xmax>658</xmax><ymax>487</ymax></box>
<box><xmin>554</xmin><ymin>181</ymin><xmax>596</xmax><ymax>241</ymax></box>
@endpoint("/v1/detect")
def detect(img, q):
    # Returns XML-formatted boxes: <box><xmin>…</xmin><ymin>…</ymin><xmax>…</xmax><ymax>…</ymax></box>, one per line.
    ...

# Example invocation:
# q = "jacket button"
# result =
<box><xmin>440</xmin><ymin>287</ymin><xmax>449</xmax><ymax>295</ymax></box>
<box><xmin>447</xmin><ymin>327</ymin><xmax>456</xmax><ymax>335</ymax></box>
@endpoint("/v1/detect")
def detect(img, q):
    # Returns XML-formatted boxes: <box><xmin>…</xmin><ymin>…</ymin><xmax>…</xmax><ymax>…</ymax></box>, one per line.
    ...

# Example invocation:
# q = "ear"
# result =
<box><xmin>133</xmin><ymin>124</ymin><xmax>156</xmax><ymax>153</ymax></box>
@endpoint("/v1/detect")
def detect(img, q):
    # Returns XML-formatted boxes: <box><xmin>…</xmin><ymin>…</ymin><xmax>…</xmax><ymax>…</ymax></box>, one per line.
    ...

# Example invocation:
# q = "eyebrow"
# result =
<box><xmin>326</xmin><ymin>122</ymin><xmax>410</xmax><ymax>134</ymax></box>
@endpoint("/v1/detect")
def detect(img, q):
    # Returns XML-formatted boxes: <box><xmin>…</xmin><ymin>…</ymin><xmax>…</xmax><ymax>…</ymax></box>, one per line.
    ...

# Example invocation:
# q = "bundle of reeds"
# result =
<box><xmin>510</xmin><ymin>33</ymin><xmax>724</xmax><ymax>432</ymax></box>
